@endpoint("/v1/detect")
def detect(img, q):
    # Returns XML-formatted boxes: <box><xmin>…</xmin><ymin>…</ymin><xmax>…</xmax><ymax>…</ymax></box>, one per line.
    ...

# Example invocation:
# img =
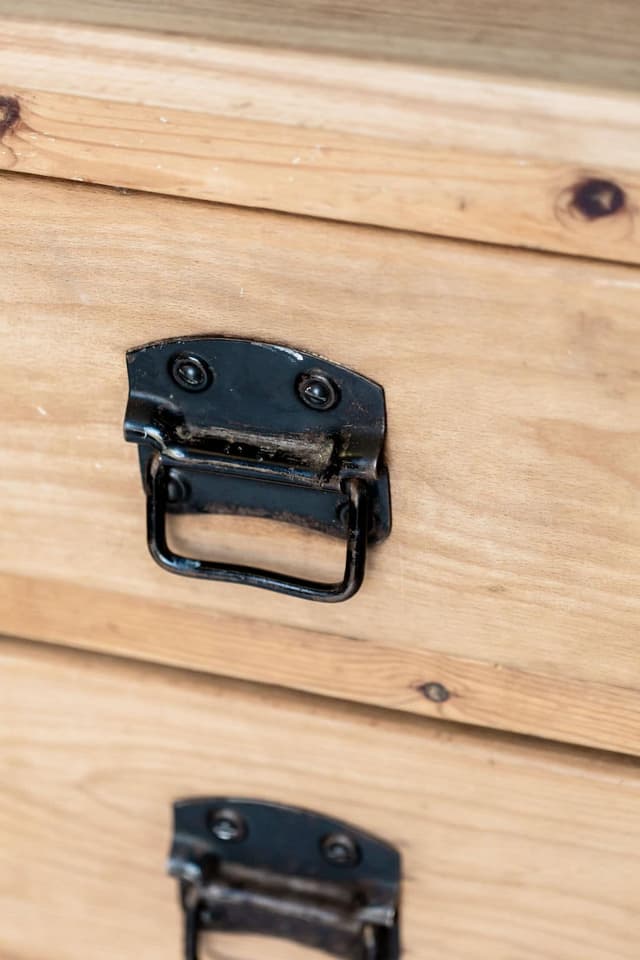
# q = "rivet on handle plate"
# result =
<box><xmin>167</xmin><ymin>798</ymin><xmax>401</xmax><ymax>960</ymax></box>
<box><xmin>124</xmin><ymin>337</ymin><xmax>391</xmax><ymax>602</ymax></box>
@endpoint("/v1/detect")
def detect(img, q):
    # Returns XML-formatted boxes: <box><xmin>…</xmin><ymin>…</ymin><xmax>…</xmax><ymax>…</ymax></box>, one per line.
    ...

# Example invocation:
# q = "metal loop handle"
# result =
<box><xmin>184</xmin><ymin>903</ymin><xmax>199</xmax><ymax>960</ymax></box>
<box><xmin>146</xmin><ymin>454</ymin><xmax>369</xmax><ymax>602</ymax></box>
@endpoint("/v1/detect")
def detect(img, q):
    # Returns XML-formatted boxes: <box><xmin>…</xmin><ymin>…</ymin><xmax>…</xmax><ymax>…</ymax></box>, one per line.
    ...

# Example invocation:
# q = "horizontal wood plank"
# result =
<box><xmin>0</xmin><ymin>7</ymin><xmax>639</xmax><ymax>262</ymax></box>
<box><xmin>4</xmin><ymin>0</ymin><xmax>640</xmax><ymax>90</ymax></box>
<box><xmin>1</xmin><ymin>637</ymin><xmax>639</xmax><ymax>960</ymax></box>
<box><xmin>1</xmin><ymin>174</ymin><xmax>640</xmax><ymax>753</ymax></box>
<box><xmin>4</xmin><ymin>572</ymin><xmax>640</xmax><ymax>757</ymax></box>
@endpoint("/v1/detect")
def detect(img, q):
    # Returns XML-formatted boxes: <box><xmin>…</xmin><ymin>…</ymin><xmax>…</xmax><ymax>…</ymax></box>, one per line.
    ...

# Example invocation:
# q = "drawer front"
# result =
<box><xmin>2</xmin><ymin>174</ymin><xmax>640</xmax><ymax>754</ymax></box>
<box><xmin>1</xmin><ymin>637</ymin><xmax>639</xmax><ymax>960</ymax></box>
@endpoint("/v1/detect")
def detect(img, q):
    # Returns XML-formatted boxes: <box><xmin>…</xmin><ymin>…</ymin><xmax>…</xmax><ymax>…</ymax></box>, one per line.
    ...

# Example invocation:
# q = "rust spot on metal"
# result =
<box><xmin>174</xmin><ymin>423</ymin><xmax>334</xmax><ymax>472</ymax></box>
<box><xmin>570</xmin><ymin>178</ymin><xmax>626</xmax><ymax>220</ymax></box>
<box><xmin>0</xmin><ymin>96</ymin><xmax>20</xmax><ymax>138</ymax></box>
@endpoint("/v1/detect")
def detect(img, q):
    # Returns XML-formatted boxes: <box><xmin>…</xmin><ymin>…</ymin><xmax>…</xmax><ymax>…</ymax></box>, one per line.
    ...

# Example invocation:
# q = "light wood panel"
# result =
<box><xmin>4</xmin><ymin>0</ymin><xmax>640</xmax><ymax>90</ymax></box>
<box><xmin>1</xmin><ymin>174</ymin><xmax>640</xmax><ymax>753</ymax></box>
<box><xmin>0</xmin><ymin>8</ymin><xmax>639</xmax><ymax>262</ymax></box>
<box><xmin>1</xmin><ymin>637</ymin><xmax>639</xmax><ymax>960</ymax></box>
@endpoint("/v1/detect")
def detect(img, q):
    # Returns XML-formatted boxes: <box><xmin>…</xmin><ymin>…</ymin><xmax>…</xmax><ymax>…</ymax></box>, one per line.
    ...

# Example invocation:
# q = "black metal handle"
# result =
<box><xmin>125</xmin><ymin>337</ymin><xmax>391</xmax><ymax>601</ymax></box>
<box><xmin>184</xmin><ymin>902</ymin><xmax>199</xmax><ymax>960</ymax></box>
<box><xmin>147</xmin><ymin>453</ymin><xmax>369</xmax><ymax>602</ymax></box>
<box><xmin>169</xmin><ymin>799</ymin><xmax>400</xmax><ymax>960</ymax></box>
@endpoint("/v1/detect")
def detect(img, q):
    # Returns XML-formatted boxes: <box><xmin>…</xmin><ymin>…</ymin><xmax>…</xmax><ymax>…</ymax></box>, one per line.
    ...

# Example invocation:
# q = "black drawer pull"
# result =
<box><xmin>124</xmin><ymin>337</ymin><xmax>391</xmax><ymax>602</ymax></box>
<box><xmin>168</xmin><ymin>798</ymin><xmax>401</xmax><ymax>960</ymax></box>
<box><xmin>147</xmin><ymin>454</ymin><xmax>369</xmax><ymax>601</ymax></box>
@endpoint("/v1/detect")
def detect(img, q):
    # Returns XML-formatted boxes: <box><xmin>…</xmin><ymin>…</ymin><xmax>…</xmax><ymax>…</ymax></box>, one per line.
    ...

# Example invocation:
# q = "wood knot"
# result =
<box><xmin>419</xmin><ymin>681</ymin><xmax>451</xmax><ymax>703</ymax></box>
<box><xmin>0</xmin><ymin>96</ymin><xmax>20</xmax><ymax>137</ymax></box>
<box><xmin>571</xmin><ymin>178</ymin><xmax>626</xmax><ymax>220</ymax></box>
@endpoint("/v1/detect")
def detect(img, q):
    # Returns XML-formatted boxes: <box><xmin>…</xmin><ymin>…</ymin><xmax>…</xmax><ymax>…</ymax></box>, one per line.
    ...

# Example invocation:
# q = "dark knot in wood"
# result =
<box><xmin>571</xmin><ymin>178</ymin><xmax>626</xmax><ymax>220</ymax></box>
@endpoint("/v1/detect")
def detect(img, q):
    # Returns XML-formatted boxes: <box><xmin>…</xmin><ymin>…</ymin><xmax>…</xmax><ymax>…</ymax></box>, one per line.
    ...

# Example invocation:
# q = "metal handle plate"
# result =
<box><xmin>168</xmin><ymin>798</ymin><xmax>401</xmax><ymax>960</ymax></box>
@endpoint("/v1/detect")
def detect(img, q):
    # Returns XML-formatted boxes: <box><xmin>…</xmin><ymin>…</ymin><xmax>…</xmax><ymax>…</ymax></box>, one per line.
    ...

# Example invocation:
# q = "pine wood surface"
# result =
<box><xmin>1</xmin><ymin>174</ymin><xmax>640</xmax><ymax>754</ymax></box>
<box><xmin>4</xmin><ymin>0</ymin><xmax>640</xmax><ymax>88</ymax></box>
<box><xmin>1</xmin><ymin>636</ymin><xmax>639</xmax><ymax>960</ymax></box>
<box><xmin>0</xmin><ymin>3</ymin><xmax>639</xmax><ymax>261</ymax></box>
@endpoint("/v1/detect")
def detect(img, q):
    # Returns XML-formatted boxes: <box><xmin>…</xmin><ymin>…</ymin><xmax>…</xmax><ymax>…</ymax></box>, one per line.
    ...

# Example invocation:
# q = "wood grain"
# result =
<box><xmin>0</xmin><ymin>9</ymin><xmax>639</xmax><ymax>263</ymax></box>
<box><xmin>1</xmin><ymin>637</ymin><xmax>639</xmax><ymax>960</ymax></box>
<box><xmin>4</xmin><ymin>0</ymin><xmax>640</xmax><ymax>90</ymax></box>
<box><xmin>1</xmin><ymin>174</ymin><xmax>640</xmax><ymax>754</ymax></box>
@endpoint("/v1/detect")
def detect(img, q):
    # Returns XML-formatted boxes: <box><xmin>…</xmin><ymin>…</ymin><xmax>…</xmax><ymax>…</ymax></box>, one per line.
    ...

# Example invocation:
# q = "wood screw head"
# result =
<box><xmin>297</xmin><ymin>370</ymin><xmax>339</xmax><ymax>410</ymax></box>
<box><xmin>210</xmin><ymin>808</ymin><xmax>247</xmax><ymax>843</ymax></box>
<box><xmin>171</xmin><ymin>353</ymin><xmax>212</xmax><ymax>392</ymax></box>
<box><xmin>321</xmin><ymin>831</ymin><xmax>361</xmax><ymax>866</ymax></box>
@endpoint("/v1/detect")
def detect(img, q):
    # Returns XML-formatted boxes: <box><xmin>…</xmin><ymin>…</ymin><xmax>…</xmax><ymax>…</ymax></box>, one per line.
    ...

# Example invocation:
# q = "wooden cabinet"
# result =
<box><xmin>2</xmin><ymin>638</ymin><xmax>639</xmax><ymax>960</ymax></box>
<box><xmin>2</xmin><ymin>173</ymin><xmax>639</xmax><ymax>754</ymax></box>
<box><xmin>1</xmin><ymin>3</ymin><xmax>639</xmax><ymax>958</ymax></box>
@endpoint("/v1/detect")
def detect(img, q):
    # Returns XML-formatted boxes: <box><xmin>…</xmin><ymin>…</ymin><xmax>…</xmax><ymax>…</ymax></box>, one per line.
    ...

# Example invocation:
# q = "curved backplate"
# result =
<box><xmin>168</xmin><ymin>797</ymin><xmax>401</xmax><ymax>960</ymax></box>
<box><xmin>124</xmin><ymin>336</ymin><xmax>391</xmax><ymax>542</ymax></box>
